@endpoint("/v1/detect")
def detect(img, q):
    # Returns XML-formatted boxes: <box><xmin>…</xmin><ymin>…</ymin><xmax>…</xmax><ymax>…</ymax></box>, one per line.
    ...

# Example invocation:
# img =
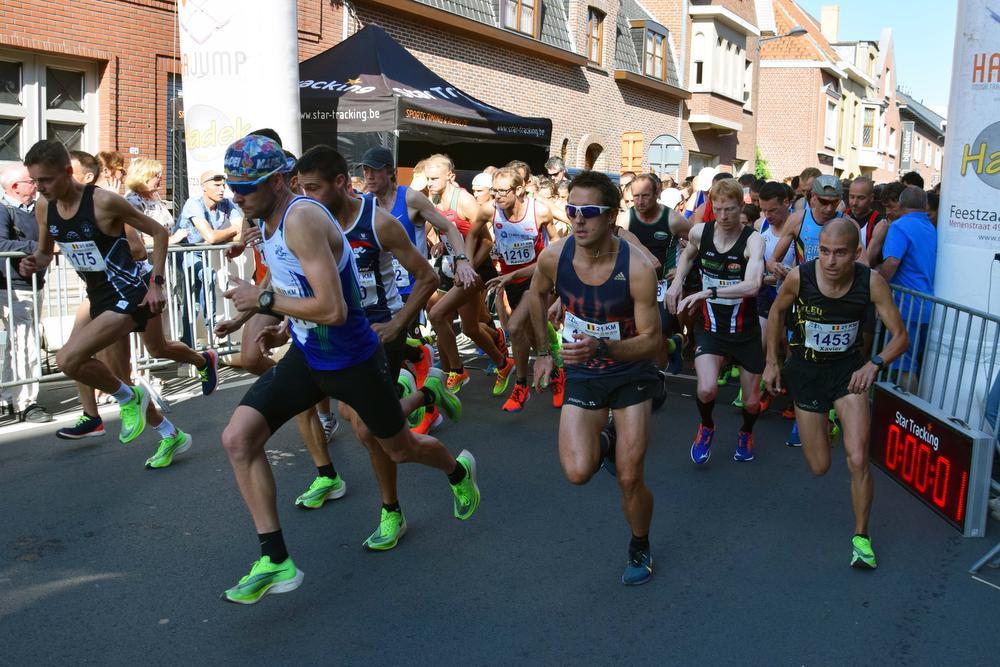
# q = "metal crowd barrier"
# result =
<box><xmin>873</xmin><ymin>285</ymin><xmax>1000</xmax><ymax>497</ymax></box>
<box><xmin>0</xmin><ymin>244</ymin><xmax>255</xmax><ymax>405</ymax></box>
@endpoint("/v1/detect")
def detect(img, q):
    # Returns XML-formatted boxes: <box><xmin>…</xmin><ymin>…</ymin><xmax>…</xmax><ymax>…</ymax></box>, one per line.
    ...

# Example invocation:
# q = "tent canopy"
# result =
<box><xmin>299</xmin><ymin>25</ymin><xmax>552</xmax><ymax>150</ymax></box>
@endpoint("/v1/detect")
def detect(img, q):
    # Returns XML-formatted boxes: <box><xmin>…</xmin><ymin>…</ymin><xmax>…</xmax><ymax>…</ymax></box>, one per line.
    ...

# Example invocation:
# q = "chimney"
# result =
<box><xmin>820</xmin><ymin>5</ymin><xmax>839</xmax><ymax>43</ymax></box>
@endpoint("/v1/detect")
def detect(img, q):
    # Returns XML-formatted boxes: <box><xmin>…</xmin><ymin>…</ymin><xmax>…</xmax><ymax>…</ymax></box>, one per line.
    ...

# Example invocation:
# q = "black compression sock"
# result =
<box><xmin>630</xmin><ymin>534</ymin><xmax>650</xmax><ymax>556</ymax></box>
<box><xmin>447</xmin><ymin>461</ymin><xmax>467</xmax><ymax>484</ymax></box>
<box><xmin>383</xmin><ymin>502</ymin><xmax>401</xmax><ymax>513</ymax></box>
<box><xmin>741</xmin><ymin>407</ymin><xmax>760</xmax><ymax>433</ymax></box>
<box><xmin>696</xmin><ymin>398</ymin><xmax>715</xmax><ymax>428</ymax></box>
<box><xmin>317</xmin><ymin>464</ymin><xmax>337</xmax><ymax>480</ymax></box>
<box><xmin>403</xmin><ymin>345</ymin><xmax>423</xmax><ymax>363</ymax></box>
<box><xmin>420</xmin><ymin>387</ymin><xmax>435</xmax><ymax>407</ymax></box>
<box><xmin>258</xmin><ymin>529</ymin><xmax>289</xmax><ymax>564</ymax></box>
<box><xmin>515</xmin><ymin>378</ymin><xmax>527</xmax><ymax>386</ymax></box>
<box><xmin>451</xmin><ymin>366</ymin><xmax>464</xmax><ymax>374</ymax></box>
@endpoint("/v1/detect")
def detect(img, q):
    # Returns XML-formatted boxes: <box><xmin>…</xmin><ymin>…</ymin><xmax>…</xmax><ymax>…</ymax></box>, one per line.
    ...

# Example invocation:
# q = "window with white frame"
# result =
<box><xmin>862</xmin><ymin>107</ymin><xmax>876</xmax><ymax>148</ymax></box>
<box><xmin>888</xmin><ymin>127</ymin><xmax>897</xmax><ymax>156</ymax></box>
<box><xmin>914</xmin><ymin>135</ymin><xmax>922</xmax><ymax>162</ymax></box>
<box><xmin>935</xmin><ymin>146</ymin><xmax>942</xmax><ymax>170</ymax></box>
<box><xmin>824</xmin><ymin>99</ymin><xmax>838</xmax><ymax>147</ymax></box>
<box><xmin>925</xmin><ymin>140</ymin><xmax>932</xmax><ymax>167</ymax></box>
<box><xmin>0</xmin><ymin>50</ymin><xmax>98</xmax><ymax>164</ymax></box>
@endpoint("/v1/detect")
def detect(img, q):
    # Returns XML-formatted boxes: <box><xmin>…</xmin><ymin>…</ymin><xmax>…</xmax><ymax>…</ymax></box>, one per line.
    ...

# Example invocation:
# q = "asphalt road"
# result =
<box><xmin>3</xmin><ymin>364</ymin><xmax>999</xmax><ymax>665</ymax></box>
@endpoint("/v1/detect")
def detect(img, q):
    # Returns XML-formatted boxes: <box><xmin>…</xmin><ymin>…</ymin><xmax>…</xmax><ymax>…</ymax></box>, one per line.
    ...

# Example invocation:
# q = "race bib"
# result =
<box><xmin>62</xmin><ymin>241</ymin><xmax>106</xmax><ymax>272</ymax></box>
<box><xmin>358</xmin><ymin>270</ymin><xmax>378</xmax><ymax>308</ymax></box>
<box><xmin>562</xmin><ymin>311</ymin><xmax>621</xmax><ymax>343</ymax></box>
<box><xmin>702</xmin><ymin>275</ymin><xmax>742</xmax><ymax>305</ymax></box>
<box><xmin>391</xmin><ymin>257</ymin><xmax>409</xmax><ymax>288</ymax></box>
<box><xmin>274</xmin><ymin>284</ymin><xmax>317</xmax><ymax>330</ymax></box>
<box><xmin>656</xmin><ymin>279</ymin><xmax>668</xmax><ymax>303</ymax></box>
<box><xmin>501</xmin><ymin>239</ymin><xmax>535</xmax><ymax>266</ymax></box>
<box><xmin>440</xmin><ymin>256</ymin><xmax>455</xmax><ymax>279</ymax></box>
<box><xmin>804</xmin><ymin>320</ymin><xmax>859</xmax><ymax>353</ymax></box>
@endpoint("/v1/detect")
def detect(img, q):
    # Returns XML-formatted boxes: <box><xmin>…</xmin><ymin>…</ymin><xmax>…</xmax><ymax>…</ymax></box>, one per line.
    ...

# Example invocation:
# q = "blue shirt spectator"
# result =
<box><xmin>178</xmin><ymin>173</ymin><xmax>242</xmax><ymax>246</ymax></box>
<box><xmin>880</xmin><ymin>187</ymin><xmax>936</xmax><ymax>324</ymax></box>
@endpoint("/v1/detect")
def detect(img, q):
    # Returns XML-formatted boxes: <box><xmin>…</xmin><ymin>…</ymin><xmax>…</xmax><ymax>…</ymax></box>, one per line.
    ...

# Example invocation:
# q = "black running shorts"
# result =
<box><xmin>693</xmin><ymin>328</ymin><xmax>765</xmax><ymax>374</ymax></box>
<box><xmin>89</xmin><ymin>286</ymin><xmax>153</xmax><ymax>332</ymax></box>
<box><xmin>783</xmin><ymin>352</ymin><xmax>865</xmax><ymax>414</ymax></box>
<box><xmin>564</xmin><ymin>365</ymin><xmax>660</xmax><ymax>410</ymax></box>
<box><xmin>504</xmin><ymin>279</ymin><xmax>531</xmax><ymax>311</ymax></box>
<box><xmin>240</xmin><ymin>344</ymin><xmax>406</xmax><ymax>438</ymax></box>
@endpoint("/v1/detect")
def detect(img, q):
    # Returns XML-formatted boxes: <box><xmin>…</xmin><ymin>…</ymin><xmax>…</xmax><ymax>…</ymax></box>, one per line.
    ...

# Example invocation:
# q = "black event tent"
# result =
<box><xmin>299</xmin><ymin>25</ymin><xmax>552</xmax><ymax>173</ymax></box>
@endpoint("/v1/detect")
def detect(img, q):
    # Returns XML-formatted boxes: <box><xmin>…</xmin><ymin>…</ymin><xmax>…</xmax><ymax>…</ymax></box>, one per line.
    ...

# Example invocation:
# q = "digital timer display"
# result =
<box><xmin>871</xmin><ymin>384</ymin><xmax>973</xmax><ymax>531</ymax></box>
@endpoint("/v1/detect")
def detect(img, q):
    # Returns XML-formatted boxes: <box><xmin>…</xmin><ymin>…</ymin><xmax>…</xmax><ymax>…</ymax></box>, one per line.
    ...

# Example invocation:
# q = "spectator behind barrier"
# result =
<box><xmin>0</xmin><ymin>163</ymin><xmax>51</xmax><ymax>423</ymax></box>
<box><xmin>125</xmin><ymin>158</ymin><xmax>185</xmax><ymax>245</ymax></box>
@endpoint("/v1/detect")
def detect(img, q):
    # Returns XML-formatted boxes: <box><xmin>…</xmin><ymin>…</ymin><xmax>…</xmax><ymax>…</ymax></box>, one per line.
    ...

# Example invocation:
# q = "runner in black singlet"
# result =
<box><xmin>21</xmin><ymin>140</ymin><xmax>193</xmax><ymax>468</ymax></box>
<box><xmin>764</xmin><ymin>218</ymin><xmax>909</xmax><ymax>570</ymax></box>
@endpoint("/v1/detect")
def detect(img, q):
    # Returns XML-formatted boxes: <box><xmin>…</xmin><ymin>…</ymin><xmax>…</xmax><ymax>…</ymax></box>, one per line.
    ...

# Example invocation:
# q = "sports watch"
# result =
<box><xmin>257</xmin><ymin>290</ymin><xmax>275</xmax><ymax>315</ymax></box>
<box><xmin>595</xmin><ymin>338</ymin><xmax>609</xmax><ymax>359</ymax></box>
<box><xmin>152</xmin><ymin>274</ymin><xmax>165</xmax><ymax>286</ymax></box>
<box><xmin>871</xmin><ymin>354</ymin><xmax>885</xmax><ymax>369</ymax></box>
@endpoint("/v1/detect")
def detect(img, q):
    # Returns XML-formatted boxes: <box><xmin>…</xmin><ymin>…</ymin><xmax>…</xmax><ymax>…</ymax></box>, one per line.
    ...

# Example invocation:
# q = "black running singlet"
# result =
<box><xmin>628</xmin><ymin>206</ymin><xmax>678</xmax><ymax>279</ymax></box>
<box><xmin>46</xmin><ymin>185</ymin><xmax>146</xmax><ymax>306</ymax></box>
<box><xmin>555</xmin><ymin>237</ymin><xmax>649</xmax><ymax>380</ymax></box>
<box><xmin>790</xmin><ymin>260</ymin><xmax>870</xmax><ymax>363</ymax></box>
<box><xmin>697</xmin><ymin>221</ymin><xmax>758</xmax><ymax>335</ymax></box>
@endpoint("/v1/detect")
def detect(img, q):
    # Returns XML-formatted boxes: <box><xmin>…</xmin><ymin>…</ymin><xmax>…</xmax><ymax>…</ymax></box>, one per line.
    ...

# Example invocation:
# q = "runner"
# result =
<box><xmin>20</xmin><ymin>140</ymin><xmax>192</xmax><ymax>469</ymax></box>
<box><xmin>618</xmin><ymin>174</ymin><xmax>690</xmax><ymax>379</ymax></box>
<box><xmin>864</xmin><ymin>181</ymin><xmax>906</xmax><ymax>269</ymax></box>
<box><xmin>361</xmin><ymin>147</ymin><xmax>474</xmax><ymax>430</ymax></box>
<box><xmin>843</xmin><ymin>177</ymin><xmax>885</xmax><ymax>259</ymax></box>
<box><xmin>421</xmin><ymin>154</ymin><xmax>511</xmax><ymax>395</ymax></box>
<box><xmin>526</xmin><ymin>170</ymin><xmax>661</xmax><ymax>585</ymax></box>
<box><xmin>666</xmin><ymin>178</ymin><xmax>765</xmax><ymax>464</ymax></box>
<box><xmin>296</xmin><ymin>145</ymin><xmax>462</xmax><ymax>550</ymax></box>
<box><xmin>468</xmin><ymin>167</ymin><xmax>561</xmax><ymax>412</ymax></box>
<box><xmin>763</xmin><ymin>218</ymin><xmax>909</xmax><ymax>569</ymax></box>
<box><xmin>217</xmin><ymin>135</ymin><xmax>479</xmax><ymax>604</ymax></box>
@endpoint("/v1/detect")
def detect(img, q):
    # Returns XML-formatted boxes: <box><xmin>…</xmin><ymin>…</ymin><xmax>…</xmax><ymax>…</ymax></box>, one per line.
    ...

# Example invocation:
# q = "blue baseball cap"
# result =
<box><xmin>224</xmin><ymin>134</ymin><xmax>295</xmax><ymax>180</ymax></box>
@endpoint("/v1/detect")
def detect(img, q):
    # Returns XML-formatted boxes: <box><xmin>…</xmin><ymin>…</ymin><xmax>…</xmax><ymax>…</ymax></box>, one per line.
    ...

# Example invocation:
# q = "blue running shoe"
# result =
<box><xmin>198</xmin><ymin>350</ymin><xmax>218</xmax><ymax>396</ymax></box>
<box><xmin>734</xmin><ymin>431</ymin><xmax>755</xmax><ymax>461</ymax></box>
<box><xmin>622</xmin><ymin>547</ymin><xmax>653</xmax><ymax>585</ymax></box>
<box><xmin>786</xmin><ymin>421</ymin><xmax>802</xmax><ymax>447</ymax></box>
<box><xmin>690</xmin><ymin>424</ymin><xmax>714</xmax><ymax>465</ymax></box>
<box><xmin>666</xmin><ymin>334</ymin><xmax>684</xmax><ymax>374</ymax></box>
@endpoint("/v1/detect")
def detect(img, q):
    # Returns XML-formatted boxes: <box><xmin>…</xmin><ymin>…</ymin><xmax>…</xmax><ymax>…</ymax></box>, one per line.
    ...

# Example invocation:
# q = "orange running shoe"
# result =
<box><xmin>492</xmin><ymin>357</ymin><xmax>515</xmax><ymax>396</ymax></box>
<box><xmin>494</xmin><ymin>328</ymin><xmax>508</xmax><ymax>355</ymax></box>
<box><xmin>781</xmin><ymin>405</ymin><xmax>796</xmax><ymax>420</ymax></box>
<box><xmin>411</xmin><ymin>406</ymin><xmax>443</xmax><ymax>434</ymax></box>
<box><xmin>550</xmin><ymin>366</ymin><xmax>565</xmax><ymax>408</ymax></box>
<box><xmin>446</xmin><ymin>368</ymin><xmax>470</xmax><ymax>392</ymax></box>
<box><xmin>413</xmin><ymin>344</ymin><xmax>433</xmax><ymax>387</ymax></box>
<box><xmin>502</xmin><ymin>382</ymin><xmax>530</xmax><ymax>412</ymax></box>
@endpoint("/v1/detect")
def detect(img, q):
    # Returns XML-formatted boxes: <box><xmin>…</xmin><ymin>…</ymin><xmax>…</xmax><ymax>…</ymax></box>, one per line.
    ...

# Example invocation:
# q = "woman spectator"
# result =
<box><xmin>95</xmin><ymin>151</ymin><xmax>125</xmax><ymax>193</ymax></box>
<box><xmin>124</xmin><ymin>158</ymin><xmax>185</xmax><ymax>245</ymax></box>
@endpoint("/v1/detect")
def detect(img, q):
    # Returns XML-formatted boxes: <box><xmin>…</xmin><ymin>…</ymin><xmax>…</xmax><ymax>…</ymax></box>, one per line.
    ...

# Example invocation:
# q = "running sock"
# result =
<box><xmin>696</xmin><ymin>398</ymin><xmax>715</xmax><ymax>428</ymax></box>
<box><xmin>112</xmin><ymin>382</ymin><xmax>134</xmax><ymax>404</ymax></box>
<box><xmin>419</xmin><ymin>387</ymin><xmax>435</xmax><ymax>407</ymax></box>
<box><xmin>450</xmin><ymin>366</ymin><xmax>464</xmax><ymax>374</ymax></box>
<box><xmin>741</xmin><ymin>407</ymin><xmax>760</xmax><ymax>433</ymax></box>
<box><xmin>258</xmin><ymin>529</ymin><xmax>288</xmax><ymax>564</ymax></box>
<box><xmin>383</xmin><ymin>502</ymin><xmax>401</xmax><ymax>513</ymax></box>
<box><xmin>153</xmin><ymin>418</ymin><xmax>177</xmax><ymax>439</ymax></box>
<box><xmin>515</xmin><ymin>378</ymin><xmax>528</xmax><ymax>386</ymax></box>
<box><xmin>629</xmin><ymin>534</ymin><xmax>650</xmax><ymax>557</ymax></box>
<box><xmin>317</xmin><ymin>463</ymin><xmax>338</xmax><ymax>480</ymax></box>
<box><xmin>447</xmin><ymin>461</ymin><xmax>467</xmax><ymax>485</ymax></box>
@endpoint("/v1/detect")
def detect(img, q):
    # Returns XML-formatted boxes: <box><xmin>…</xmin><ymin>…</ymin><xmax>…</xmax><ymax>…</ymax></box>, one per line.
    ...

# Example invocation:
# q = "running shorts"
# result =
<box><xmin>694</xmin><ymin>328</ymin><xmax>765</xmax><ymax>374</ymax></box>
<box><xmin>89</xmin><ymin>284</ymin><xmax>153</xmax><ymax>332</ymax></box>
<box><xmin>564</xmin><ymin>365</ymin><xmax>659</xmax><ymax>410</ymax></box>
<box><xmin>784</xmin><ymin>351</ymin><xmax>865</xmax><ymax>413</ymax></box>
<box><xmin>504</xmin><ymin>279</ymin><xmax>531</xmax><ymax>311</ymax></box>
<box><xmin>240</xmin><ymin>343</ymin><xmax>405</xmax><ymax>438</ymax></box>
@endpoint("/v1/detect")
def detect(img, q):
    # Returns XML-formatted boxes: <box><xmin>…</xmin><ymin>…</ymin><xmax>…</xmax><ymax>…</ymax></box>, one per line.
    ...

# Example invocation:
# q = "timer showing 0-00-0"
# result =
<box><xmin>870</xmin><ymin>383</ymin><xmax>980</xmax><ymax>533</ymax></box>
<box><xmin>880</xmin><ymin>424</ymin><xmax>969</xmax><ymax>524</ymax></box>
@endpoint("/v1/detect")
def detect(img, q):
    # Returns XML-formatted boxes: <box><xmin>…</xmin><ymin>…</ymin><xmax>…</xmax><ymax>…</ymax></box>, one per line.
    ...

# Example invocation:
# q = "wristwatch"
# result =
<box><xmin>151</xmin><ymin>274</ymin><xmax>165</xmax><ymax>286</ymax></box>
<box><xmin>257</xmin><ymin>290</ymin><xmax>275</xmax><ymax>315</ymax></box>
<box><xmin>595</xmin><ymin>338</ymin><xmax>609</xmax><ymax>359</ymax></box>
<box><xmin>709</xmin><ymin>286</ymin><xmax>718</xmax><ymax>299</ymax></box>
<box><xmin>453</xmin><ymin>253</ymin><xmax>469</xmax><ymax>262</ymax></box>
<box><xmin>871</xmin><ymin>354</ymin><xmax>885</xmax><ymax>369</ymax></box>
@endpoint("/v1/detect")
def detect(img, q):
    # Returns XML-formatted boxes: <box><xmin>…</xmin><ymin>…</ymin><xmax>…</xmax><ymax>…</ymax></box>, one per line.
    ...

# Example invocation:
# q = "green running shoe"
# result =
<box><xmin>547</xmin><ymin>321</ymin><xmax>564</xmax><ymax>367</ymax></box>
<box><xmin>222</xmin><ymin>556</ymin><xmax>304</xmax><ymax>605</ymax></box>
<box><xmin>732</xmin><ymin>388</ymin><xmax>744</xmax><ymax>408</ymax></box>
<box><xmin>829</xmin><ymin>409</ymin><xmax>842</xmax><ymax>442</ymax></box>
<box><xmin>425</xmin><ymin>367</ymin><xmax>462</xmax><ymax>422</ymax></box>
<box><xmin>451</xmin><ymin>449</ymin><xmax>480</xmax><ymax>520</ymax></box>
<box><xmin>717</xmin><ymin>366</ymin><xmax>730</xmax><ymax>386</ymax></box>
<box><xmin>398</xmin><ymin>368</ymin><xmax>425</xmax><ymax>428</ymax></box>
<box><xmin>851</xmin><ymin>535</ymin><xmax>877</xmax><ymax>569</ymax></box>
<box><xmin>119</xmin><ymin>385</ymin><xmax>149</xmax><ymax>444</ymax></box>
<box><xmin>145</xmin><ymin>430</ymin><xmax>191</xmax><ymax>469</ymax></box>
<box><xmin>294</xmin><ymin>475</ymin><xmax>347</xmax><ymax>510</ymax></box>
<box><xmin>363</xmin><ymin>507</ymin><xmax>407</xmax><ymax>551</ymax></box>
<box><xmin>730</xmin><ymin>365</ymin><xmax>740</xmax><ymax>380</ymax></box>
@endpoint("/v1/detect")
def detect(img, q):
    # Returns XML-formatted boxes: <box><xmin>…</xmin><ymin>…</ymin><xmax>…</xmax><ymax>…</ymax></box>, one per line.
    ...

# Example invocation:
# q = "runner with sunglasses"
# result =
<box><xmin>666</xmin><ymin>178</ymin><xmax>765</xmax><ymax>465</ymax></box>
<box><xmin>217</xmin><ymin>135</ymin><xmax>479</xmax><ymax>604</ymax></box>
<box><xmin>465</xmin><ymin>167</ymin><xmax>561</xmax><ymax>412</ymax></box>
<box><xmin>525</xmin><ymin>171</ymin><xmax>662</xmax><ymax>585</ymax></box>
